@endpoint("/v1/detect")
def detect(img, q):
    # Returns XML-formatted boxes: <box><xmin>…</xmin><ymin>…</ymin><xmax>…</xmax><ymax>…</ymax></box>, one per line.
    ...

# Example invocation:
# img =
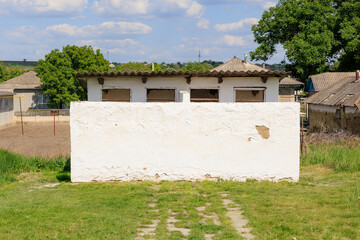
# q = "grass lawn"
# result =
<box><xmin>0</xmin><ymin>143</ymin><xmax>359</xmax><ymax>239</ymax></box>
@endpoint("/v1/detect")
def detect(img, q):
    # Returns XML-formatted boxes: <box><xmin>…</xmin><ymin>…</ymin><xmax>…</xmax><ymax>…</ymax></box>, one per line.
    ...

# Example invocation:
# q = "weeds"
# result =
<box><xmin>301</xmin><ymin>132</ymin><xmax>360</xmax><ymax>172</ymax></box>
<box><xmin>0</xmin><ymin>149</ymin><xmax>69</xmax><ymax>185</ymax></box>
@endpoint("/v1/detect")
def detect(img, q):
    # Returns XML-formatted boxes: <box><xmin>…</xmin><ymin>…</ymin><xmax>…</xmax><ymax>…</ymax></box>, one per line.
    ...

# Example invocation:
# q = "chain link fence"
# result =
<box><xmin>0</xmin><ymin>107</ymin><xmax>70</xmax><ymax>158</ymax></box>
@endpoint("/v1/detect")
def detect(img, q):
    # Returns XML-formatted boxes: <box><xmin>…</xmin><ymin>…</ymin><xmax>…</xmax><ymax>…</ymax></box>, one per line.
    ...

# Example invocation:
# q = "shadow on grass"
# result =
<box><xmin>56</xmin><ymin>172</ymin><xmax>71</xmax><ymax>182</ymax></box>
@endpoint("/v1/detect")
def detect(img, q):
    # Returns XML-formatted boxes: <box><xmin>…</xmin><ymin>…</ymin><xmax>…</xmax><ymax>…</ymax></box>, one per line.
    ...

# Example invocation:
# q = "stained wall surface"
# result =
<box><xmin>71</xmin><ymin>102</ymin><xmax>300</xmax><ymax>182</ymax></box>
<box><xmin>308</xmin><ymin>104</ymin><xmax>360</xmax><ymax>133</ymax></box>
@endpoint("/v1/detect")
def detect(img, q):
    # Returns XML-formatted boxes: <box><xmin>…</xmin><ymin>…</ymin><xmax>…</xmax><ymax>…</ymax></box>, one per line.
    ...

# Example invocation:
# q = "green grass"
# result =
<box><xmin>301</xmin><ymin>141</ymin><xmax>360</xmax><ymax>172</ymax></box>
<box><xmin>0</xmin><ymin>146</ymin><xmax>359</xmax><ymax>239</ymax></box>
<box><xmin>0</xmin><ymin>149</ymin><xmax>69</xmax><ymax>185</ymax></box>
<box><xmin>0</xmin><ymin>167</ymin><xmax>358</xmax><ymax>239</ymax></box>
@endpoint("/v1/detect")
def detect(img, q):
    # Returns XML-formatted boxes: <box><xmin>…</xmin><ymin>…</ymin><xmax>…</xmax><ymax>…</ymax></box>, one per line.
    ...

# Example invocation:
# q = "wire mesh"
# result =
<box><xmin>0</xmin><ymin>97</ymin><xmax>70</xmax><ymax>158</ymax></box>
<box><xmin>0</xmin><ymin>122</ymin><xmax>70</xmax><ymax>158</ymax></box>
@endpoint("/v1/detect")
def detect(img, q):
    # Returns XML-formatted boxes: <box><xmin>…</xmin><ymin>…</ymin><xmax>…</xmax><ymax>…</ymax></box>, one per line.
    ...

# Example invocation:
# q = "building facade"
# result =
<box><xmin>78</xmin><ymin>57</ymin><xmax>288</xmax><ymax>103</ymax></box>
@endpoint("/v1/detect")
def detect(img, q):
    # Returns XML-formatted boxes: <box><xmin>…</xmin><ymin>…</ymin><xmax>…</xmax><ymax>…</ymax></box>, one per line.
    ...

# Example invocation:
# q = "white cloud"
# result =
<box><xmin>217</xmin><ymin>35</ymin><xmax>245</xmax><ymax>46</ymax></box>
<box><xmin>197</xmin><ymin>18</ymin><xmax>210</xmax><ymax>29</ymax></box>
<box><xmin>214</xmin><ymin>18</ymin><xmax>258</xmax><ymax>32</ymax></box>
<box><xmin>0</xmin><ymin>0</ymin><xmax>88</xmax><ymax>16</ymax></box>
<box><xmin>4</xmin><ymin>26</ymin><xmax>50</xmax><ymax>44</ymax></box>
<box><xmin>263</xmin><ymin>1</ymin><xmax>276</xmax><ymax>9</ymax></box>
<box><xmin>91</xmin><ymin>0</ymin><xmax>148</xmax><ymax>16</ymax></box>
<box><xmin>47</xmin><ymin>21</ymin><xmax>152</xmax><ymax>38</ymax></box>
<box><xmin>91</xmin><ymin>0</ymin><xmax>204</xmax><ymax>18</ymax></box>
<box><xmin>77</xmin><ymin>39</ymin><xmax>138</xmax><ymax>47</ymax></box>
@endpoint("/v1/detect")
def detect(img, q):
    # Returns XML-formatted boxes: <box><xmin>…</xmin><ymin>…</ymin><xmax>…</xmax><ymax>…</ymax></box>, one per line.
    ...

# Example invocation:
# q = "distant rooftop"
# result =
<box><xmin>0</xmin><ymin>71</ymin><xmax>41</xmax><ymax>90</ymax></box>
<box><xmin>307</xmin><ymin>72</ymin><xmax>354</xmax><ymax>92</ymax></box>
<box><xmin>280</xmin><ymin>76</ymin><xmax>304</xmax><ymax>86</ymax></box>
<box><xmin>210</xmin><ymin>57</ymin><xmax>269</xmax><ymax>72</ymax></box>
<box><xmin>306</xmin><ymin>76</ymin><xmax>360</xmax><ymax>107</ymax></box>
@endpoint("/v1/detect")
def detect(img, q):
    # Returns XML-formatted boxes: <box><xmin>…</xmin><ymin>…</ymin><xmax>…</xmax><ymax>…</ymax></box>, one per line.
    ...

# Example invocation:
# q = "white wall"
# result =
<box><xmin>71</xmin><ymin>102</ymin><xmax>300</xmax><ymax>182</ymax></box>
<box><xmin>86</xmin><ymin>76</ymin><xmax>279</xmax><ymax>102</ymax></box>
<box><xmin>0</xmin><ymin>97</ymin><xmax>14</xmax><ymax>127</ymax></box>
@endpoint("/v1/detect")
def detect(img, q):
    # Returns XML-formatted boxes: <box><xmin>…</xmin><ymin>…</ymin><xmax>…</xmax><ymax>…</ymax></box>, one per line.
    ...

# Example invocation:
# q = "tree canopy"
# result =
<box><xmin>35</xmin><ymin>45</ymin><xmax>109</xmax><ymax>108</ymax></box>
<box><xmin>0</xmin><ymin>61</ymin><xmax>25</xmax><ymax>83</ymax></box>
<box><xmin>114</xmin><ymin>61</ymin><xmax>214</xmax><ymax>72</ymax></box>
<box><xmin>251</xmin><ymin>0</ymin><xmax>360</xmax><ymax>81</ymax></box>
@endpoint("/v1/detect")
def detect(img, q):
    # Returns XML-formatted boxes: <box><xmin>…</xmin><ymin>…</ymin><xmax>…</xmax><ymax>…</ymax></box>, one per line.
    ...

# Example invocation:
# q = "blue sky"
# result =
<box><xmin>0</xmin><ymin>0</ymin><xmax>283</xmax><ymax>64</ymax></box>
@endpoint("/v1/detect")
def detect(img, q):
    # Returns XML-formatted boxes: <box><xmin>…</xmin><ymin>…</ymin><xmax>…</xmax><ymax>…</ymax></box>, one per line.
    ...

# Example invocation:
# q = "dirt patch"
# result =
<box><xmin>0</xmin><ymin>122</ymin><xmax>70</xmax><ymax>157</ymax></box>
<box><xmin>256</xmin><ymin>125</ymin><xmax>270</xmax><ymax>139</ymax></box>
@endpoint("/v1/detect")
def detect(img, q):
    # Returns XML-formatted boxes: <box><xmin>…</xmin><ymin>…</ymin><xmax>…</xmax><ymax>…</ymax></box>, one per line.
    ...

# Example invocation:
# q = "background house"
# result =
<box><xmin>0</xmin><ymin>71</ymin><xmax>49</xmax><ymax>111</ymax></box>
<box><xmin>279</xmin><ymin>76</ymin><xmax>304</xmax><ymax>102</ymax></box>
<box><xmin>305</xmin><ymin>72</ymin><xmax>353</xmax><ymax>96</ymax></box>
<box><xmin>77</xmin><ymin>57</ymin><xmax>288</xmax><ymax>103</ymax></box>
<box><xmin>305</xmin><ymin>73</ymin><xmax>360</xmax><ymax>133</ymax></box>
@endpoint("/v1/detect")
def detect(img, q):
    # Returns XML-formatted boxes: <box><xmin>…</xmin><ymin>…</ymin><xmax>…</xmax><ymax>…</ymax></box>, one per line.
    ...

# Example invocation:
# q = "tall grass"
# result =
<box><xmin>0</xmin><ymin>150</ymin><xmax>69</xmax><ymax>184</ymax></box>
<box><xmin>301</xmin><ymin>142</ymin><xmax>360</xmax><ymax>172</ymax></box>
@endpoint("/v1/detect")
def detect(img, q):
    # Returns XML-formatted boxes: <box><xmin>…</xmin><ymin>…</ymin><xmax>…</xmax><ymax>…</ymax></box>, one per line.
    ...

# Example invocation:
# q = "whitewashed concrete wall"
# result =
<box><xmin>86</xmin><ymin>76</ymin><xmax>279</xmax><ymax>102</ymax></box>
<box><xmin>71</xmin><ymin>102</ymin><xmax>300</xmax><ymax>182</ymax></box>
<box><xmin>0</xmin><ymin>97</ymin><xmax>14</xmax><ymax>127</ymax></box>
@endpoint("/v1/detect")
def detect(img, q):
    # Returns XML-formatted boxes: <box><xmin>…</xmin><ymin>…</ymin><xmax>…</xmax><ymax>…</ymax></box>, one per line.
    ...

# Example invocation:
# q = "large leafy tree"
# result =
<box><xmin>251</xmin><ymin>0</ymin><xmax>360</xmax><ymax>81</ymax></box>
<box><xmin>337</xmin><ymin>0</ymin><xmax>360</xmax><ymax>71</ymax></box>
<box><xmin>36</xmin><ymin>45</ymin><xmax>109</xmax><ymax>108</ymax></box>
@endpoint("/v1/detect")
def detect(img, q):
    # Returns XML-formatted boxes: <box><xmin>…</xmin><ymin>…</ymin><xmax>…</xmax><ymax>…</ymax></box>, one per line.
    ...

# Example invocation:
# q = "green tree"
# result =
<box><xmin>35</xmin><ymin>45</ymin><xmax>109</xmax><ymax>108</ymax></box>
<box><xmin>0</xmin><ymin>61</ymin><xmax>25</xmax><ymax>83</ymax></box>
<box><xmin>251</xmin><ymin>0</ymin><xmax>339</xmax><ymax>81</ymax></box>
<box><xmin>181</xmin><ymin>62</ymin><xmax>213</xmax><ymax>71</ymax></box>
<box><xmin>115</xmin><ymin>62</ymin><xmax>151</xmax><ymax>72</ymax></box>
<box><xmin>336</xmin><ymin>0</ymin><xmax>360</xmax><ymax>71</ymax></box>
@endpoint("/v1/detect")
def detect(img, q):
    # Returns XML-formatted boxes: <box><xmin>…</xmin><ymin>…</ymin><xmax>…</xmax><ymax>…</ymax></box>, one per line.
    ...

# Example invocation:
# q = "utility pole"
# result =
<box><xmin>198</xmin><ymin>50</ymin><xmax>201</xmax><ymax>63</ymax></box>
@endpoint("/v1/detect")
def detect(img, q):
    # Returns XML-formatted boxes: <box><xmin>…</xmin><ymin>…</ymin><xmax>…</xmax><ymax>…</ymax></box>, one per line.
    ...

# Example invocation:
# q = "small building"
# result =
<box><xmin>0</xmin><ymin>91</ymin><xmax>14</xmax><ymax>127</ymax></box>
<box><xmin>71</xmin><ymin>57</ymin><xmax>300</xmax><ymax>183</ymax></box>
<box><xmin>0</xmin><ymin>71</ymin><xmax>49</xmax><ymax>111</ymax></box>
<box><xmin>305</xmin><ymin>72</ymin><xmax>353</xmax><ymax>96</ymax></box>
<box><xmin>305</xmin><ymin>73</ymin><xmax>360</xmax><ymax>133</ymax></box>
<box><xmin>77</xmin><ymin>57</ymin><xmax>288</xmax><ymax>103</ymax></box>
<box><xmin>279</xmin><ymin>76</ymin><xmax>304</xmax><ymax>102</ymax></box>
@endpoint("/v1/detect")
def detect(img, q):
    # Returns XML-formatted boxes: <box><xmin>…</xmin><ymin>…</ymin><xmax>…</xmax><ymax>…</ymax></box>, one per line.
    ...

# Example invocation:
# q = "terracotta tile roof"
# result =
<box><xmin>0</xmin><ymin>71</ymin><xmax>41</xmax><ymax>90</ymax></box>
<box><xmin>210</xmin><ymin>57</ymin><xmax>269</xmax><ymax>72</ymax></box>
<box><xmin>308</xmin><ymin>72</ymin><xmax>354</xmax><ymax>92</ymax></box>
<box><xmin>280</xmin><ymin>76</ymin><xmax>304</xmax><ymax>86</ymax></box>
<box><xmin>305</xmin><ymin>76</ymin><xmax>360</xmax><ymax>107</ymax></box>
<box><xmin>76</xmin><ymin>69</ymin><xmax>288</xmax><ymax>78</ymax></box>
<box><xmin>77</xmin><ymin>57</ymin><xmax>289</xmax><ymax>79</ymax></box>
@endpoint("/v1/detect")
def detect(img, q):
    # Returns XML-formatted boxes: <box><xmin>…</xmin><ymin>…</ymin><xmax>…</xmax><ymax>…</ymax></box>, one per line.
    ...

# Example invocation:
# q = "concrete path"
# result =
<box><xmin>135</xmin><ymin>193</ymin><xmax>255</xmax><ymax>239</ymax></box>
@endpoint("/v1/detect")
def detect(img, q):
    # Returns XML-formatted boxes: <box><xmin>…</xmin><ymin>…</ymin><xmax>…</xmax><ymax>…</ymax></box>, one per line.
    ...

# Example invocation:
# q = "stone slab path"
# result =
<box><xmin>221</xmin><ymin>192</ymin><xmax>255</xmax><ymax>239</ymax></box>
<box><xmin>135</xmin><ymin>193</ymin><xmax>255</xmax><ymax>239</ymax></box>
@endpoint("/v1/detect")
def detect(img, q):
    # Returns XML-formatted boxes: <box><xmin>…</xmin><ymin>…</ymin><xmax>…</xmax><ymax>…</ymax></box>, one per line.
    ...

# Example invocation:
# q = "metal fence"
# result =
<box><xmin>15</xmin><ymin>109</ymin><xmax>70</xmax><ymax>117</ymax></box>
<box><xmin>0</xmin><ymin>122</ymin><xmax>70</xmax><ymax>158</ymax></box>
<box><xmin>0</xmin><ymin>95</ymin><xmax>70</xmax><ymax>158</ymax></box>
